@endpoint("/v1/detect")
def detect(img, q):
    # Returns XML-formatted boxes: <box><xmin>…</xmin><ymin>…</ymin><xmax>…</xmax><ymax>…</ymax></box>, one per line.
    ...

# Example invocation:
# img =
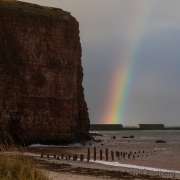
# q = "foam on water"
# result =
<box><xmin>92</xmin><ymin>160</ymin><xmax>180</xmax><ymax>174</ymax></box>
<box><xmin>29</xmin><ymin>143</ymin><xmax>82</xmax><ymax>148</ymax></box>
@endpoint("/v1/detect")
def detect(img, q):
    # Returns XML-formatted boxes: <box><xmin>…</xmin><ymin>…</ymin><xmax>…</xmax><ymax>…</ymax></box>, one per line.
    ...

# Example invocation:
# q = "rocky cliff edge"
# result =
<box><xmin>0</xmin><ymin>0</ymin><xmax>90</xmax><ymax>144</ymax></box>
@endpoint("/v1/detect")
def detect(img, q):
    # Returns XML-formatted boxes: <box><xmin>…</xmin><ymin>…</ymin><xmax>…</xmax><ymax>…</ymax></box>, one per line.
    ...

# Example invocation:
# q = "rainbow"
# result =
<box><xmin>100</xmin><ymin>1</ymin><xmax>158</xmax><ymax>124</ymax></box>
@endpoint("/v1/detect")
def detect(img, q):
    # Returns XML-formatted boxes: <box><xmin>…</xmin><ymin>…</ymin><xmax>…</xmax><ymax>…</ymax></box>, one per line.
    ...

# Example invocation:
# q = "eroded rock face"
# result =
<box><xmin>0</xmin><ymin>1</ymin><xmax>90</xmax><ymax>144</ymax></box>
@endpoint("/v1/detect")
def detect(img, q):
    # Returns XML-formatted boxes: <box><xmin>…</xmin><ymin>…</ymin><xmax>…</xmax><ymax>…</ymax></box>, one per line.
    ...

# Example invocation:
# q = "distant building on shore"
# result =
<box><xmin>90</xmin><ymin>124</ymin><xmax>123</xmax><ymax>131</ymax></box>
<box><xmin>138</xmin><ymin>124</ymin><xmax>165</xmax><ymax>130</ymax></box>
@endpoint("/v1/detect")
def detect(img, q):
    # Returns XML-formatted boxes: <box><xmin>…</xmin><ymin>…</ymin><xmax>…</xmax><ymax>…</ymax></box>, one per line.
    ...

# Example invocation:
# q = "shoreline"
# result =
<box><xmin>27</xmin><ymin>130</ymin><xmax>180</xmax><ymax>179</ymax></box>
<box><xmin>37</xmin><ymin>156</ymin><xmax>180</xmax><ymax>180</ymax></box>
<box><xmin>1</xmin><ymin>151</ymin><xmax>179</xmax><ymax>179</ymax></box>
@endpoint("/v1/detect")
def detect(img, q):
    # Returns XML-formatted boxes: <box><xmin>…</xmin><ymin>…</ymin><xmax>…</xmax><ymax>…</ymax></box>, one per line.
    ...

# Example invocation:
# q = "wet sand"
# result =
<box><xmin>29</xmin><ymin>131</ymin><xmax>180</xmax><ymax>179</ymax></box>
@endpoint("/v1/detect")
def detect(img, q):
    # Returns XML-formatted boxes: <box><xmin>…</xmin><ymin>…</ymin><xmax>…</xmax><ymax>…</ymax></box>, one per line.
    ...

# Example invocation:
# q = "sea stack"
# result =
<box><xmin>0</xmin><ymin>0</ymin><xmax>90</xmax><ymax>144</ymax></box>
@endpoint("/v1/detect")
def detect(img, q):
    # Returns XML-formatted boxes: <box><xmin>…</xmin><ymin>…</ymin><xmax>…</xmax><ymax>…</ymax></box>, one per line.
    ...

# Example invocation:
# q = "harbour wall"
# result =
<box><xmin>90</xmin><ymin>124</ymin><xmax>180</xmax><ymax>131</ymax></box>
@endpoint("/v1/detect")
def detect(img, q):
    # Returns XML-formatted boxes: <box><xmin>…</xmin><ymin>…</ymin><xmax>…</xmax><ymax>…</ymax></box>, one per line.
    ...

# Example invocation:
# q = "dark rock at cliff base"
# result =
<box><xmin>122</xmin><ymin>135</ymin><xmax>134</xmax><ymax>138</ymax></box>
<box><xmin>122</xmin><ymin>136</ymin><xmax>129</xmax><ymax>138</ymax></box>
<box><xmin>89</xmin><ymin>132</ymin><xmax>103</xmax><ymax>137</ymax></box>
<box><xmin>155</xmin><ymin>140</ymin><xmax>167</xmax><ymax>143</ymax></box>
<box><xmin>0</xmin><ymin>0</ymin><xmax>90</xmax><ymax>144</ymax></box>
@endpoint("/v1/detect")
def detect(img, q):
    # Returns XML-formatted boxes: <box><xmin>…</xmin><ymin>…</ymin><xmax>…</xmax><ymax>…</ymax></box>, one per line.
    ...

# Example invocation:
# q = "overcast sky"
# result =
<box><xmin>20</xmin><ymin>0</ymin><xmax>180</xmax><ymax>126</ymax></box>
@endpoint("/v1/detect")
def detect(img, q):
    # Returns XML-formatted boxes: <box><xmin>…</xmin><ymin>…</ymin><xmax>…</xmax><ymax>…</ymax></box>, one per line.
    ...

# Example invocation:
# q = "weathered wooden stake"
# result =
<box><xmin>61</xmin><ymin>154</ymin><xmax>64</xmax><ymax>159</ymax></box>
<box><xmin>120</xmin><ymin>152</ymin><xmax>122</xmax><ymax>157</ymax></box>
<box><xmin>94</xmin><ymin>147</ymin><xmax>96</xmax><ymax>161</ymax></box>
<box><xmin>116</xmin><ymin>151</ymin><xmax>119</xmax><ymax>158</ymax></box>
<box><xmin>88</xmin><ymin>148</ymin><xmax>90</xmax><ymax>162</ymax></box>
<box><xmin>128</xmin><ymin>154</ymin><xmax>130</xmax><ymax>159</ymax></box>
<box><xmin>80</xmin><ymin>154</ymin><xmax>84</xmax><ymax>161</ymax></box>
<box><xmin>41</xmin><ymin>153</ymin><xmax>43</xmax><ymax>158</ymax></box>
<box><xmin>57</xmin><ymin>156</ymin><xmax>59</xmax><ymax>160</ymax></box>
<box><xmin>87</xmin><ymin>154</ymin><xmax>90</xmax><ymax>162</ymax></box>
<box><xmin>111</xmin><ymin>151</ymin><xmax>114</xmax><ymax>161</ymax></box>
<box><xmin>54</xmin><ymin>155</ymin><xmax>56</xmax><ymax>158</ymax></box>
<box><xmin>80</xmin><ymin>155</ymin><xmax>82</xmax><ymax>161</ymax></box>
<box><xmin>47</xmin><ymin>155</ymin><xmax>49</xmax><ymax>158</ymax></box>
<box><xmin>100</xmin><ymin>149</ymin><xmax>102</xmax><ymax>160</ymax></box>
<box><xmin>106</xmin><ymin>148</ymin><xmax>108</xmax><ymax>161</ymax></box>
<box><xmin>68</xmin><ymin>155</ymin><xmax>71</xmax><ymax>160</ymax></box>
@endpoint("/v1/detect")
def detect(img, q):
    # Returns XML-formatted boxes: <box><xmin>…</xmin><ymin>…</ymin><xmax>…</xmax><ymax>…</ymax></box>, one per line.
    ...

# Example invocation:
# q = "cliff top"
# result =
<box><xmin>0</xmin><ymin>0</ymin><xmax>72</xmax><ymax>18</ymax></box>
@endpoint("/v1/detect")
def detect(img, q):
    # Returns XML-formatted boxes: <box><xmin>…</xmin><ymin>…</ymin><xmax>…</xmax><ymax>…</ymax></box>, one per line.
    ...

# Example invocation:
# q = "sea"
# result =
<box><xmin>29</xmin><ymin>129</ymin><xmax>180</xmax><ymax>178</ymax></box>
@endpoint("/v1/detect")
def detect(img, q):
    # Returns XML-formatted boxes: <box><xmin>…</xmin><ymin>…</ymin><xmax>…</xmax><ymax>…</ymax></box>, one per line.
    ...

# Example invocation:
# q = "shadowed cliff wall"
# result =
<box><xmin>0</xmin><ymin>0</ymin><xmax>90</xmax><ymax>144</ymax></box>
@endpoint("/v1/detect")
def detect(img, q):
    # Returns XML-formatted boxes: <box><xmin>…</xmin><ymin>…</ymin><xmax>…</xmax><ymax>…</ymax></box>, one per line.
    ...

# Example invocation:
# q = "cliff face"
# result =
<box><xmin>0</xmin><ymin>0</ymin><xmax>90</xmax><ymax>144</ymax></box>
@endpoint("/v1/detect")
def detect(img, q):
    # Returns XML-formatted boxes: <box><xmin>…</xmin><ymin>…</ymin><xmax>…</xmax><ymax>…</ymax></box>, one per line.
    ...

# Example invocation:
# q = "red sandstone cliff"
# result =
<box><xmin>0</xmin><ymin>0</ymin><xmax>90</xmax><ymax>144</ymax></box>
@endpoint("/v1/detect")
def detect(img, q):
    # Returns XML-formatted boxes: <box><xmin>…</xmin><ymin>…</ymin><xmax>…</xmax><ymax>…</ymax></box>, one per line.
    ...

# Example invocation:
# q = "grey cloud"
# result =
<box><xmin>19</xmin><ymin>0</ymin><xmax>180</xmax><ymax>125</ymax></box>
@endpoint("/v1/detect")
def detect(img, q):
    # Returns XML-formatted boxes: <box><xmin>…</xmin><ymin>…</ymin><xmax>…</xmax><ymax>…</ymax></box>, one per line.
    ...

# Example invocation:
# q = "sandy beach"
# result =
<box><xmin>37</xmin><ymin>157</ymin><xmax>180</xmax><ymax>180</ymax></box>
<box><xmin>28</xmin><ymin>130</ymin><xmax>180</xmax><ymax>180</ymax></box>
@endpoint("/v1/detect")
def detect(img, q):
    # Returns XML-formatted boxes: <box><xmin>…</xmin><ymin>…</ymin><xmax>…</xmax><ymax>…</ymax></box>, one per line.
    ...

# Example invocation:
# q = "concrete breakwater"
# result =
<box><xmin>90</xmin><ymin>124</ymin><xmax>180</xmax><ymax>131</ymax></box>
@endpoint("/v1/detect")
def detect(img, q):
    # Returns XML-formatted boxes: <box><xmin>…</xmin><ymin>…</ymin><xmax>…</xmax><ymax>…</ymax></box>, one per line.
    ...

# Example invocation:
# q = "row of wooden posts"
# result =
<box><xmin>41</xmin><ymin>147</ymin><xmax>162</xmax><ymax>162</ymax></box>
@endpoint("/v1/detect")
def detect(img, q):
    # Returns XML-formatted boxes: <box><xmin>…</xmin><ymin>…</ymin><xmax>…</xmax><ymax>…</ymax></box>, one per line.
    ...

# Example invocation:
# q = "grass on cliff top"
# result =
<box><xmin>0</xmin><ymin>139</ymin><xmax>49</xmax><ymax>180</ymax></box>
<box><xmin>0</xmin><ymin>0</ymin><xmax>70</xmax><ymax>17</ymax></box>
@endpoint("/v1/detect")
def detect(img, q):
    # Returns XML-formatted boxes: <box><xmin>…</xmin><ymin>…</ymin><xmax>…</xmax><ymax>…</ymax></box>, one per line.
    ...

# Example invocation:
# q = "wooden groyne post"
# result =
<box><xmin>106</xmin><ymin>148</ymin><xmax>108</xmax><ymax>161</ymax></box>
<box><xmin>100</xmin><ymin>149</ymin><xmax>102</xmax><ymax>160</ymax></box>
<box><xmin>116</xmin><ymin>151</ymin><xmax>119</xmax><ymax>158</ymax></box>
<box><xmin>61</xmin><ymin>154</ymin><xmax>64</xmax><ymax>159</ymax></box>
<box><xmin>87</xmin><ymin>148</ymin><xmax>90</xmax><ymax>162</ymax></box>
<box><xmin>87</xmin><ymin>153</ymin><xmax>90</xmax><ymax>162</ymax></box>
<box><xmin>80</xmin><ymin>154</ymin><xmax>84</xmax><ymax>161</ymax></box>
<box><xmin>111</xmin><ymin>151</ymin><xmax>114</xmax><ymax>161</ymax></box>
<box><xmin>94</xmin><ymin>147</ymin><xmax>96</xmax><ymax>161</ymax></box>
